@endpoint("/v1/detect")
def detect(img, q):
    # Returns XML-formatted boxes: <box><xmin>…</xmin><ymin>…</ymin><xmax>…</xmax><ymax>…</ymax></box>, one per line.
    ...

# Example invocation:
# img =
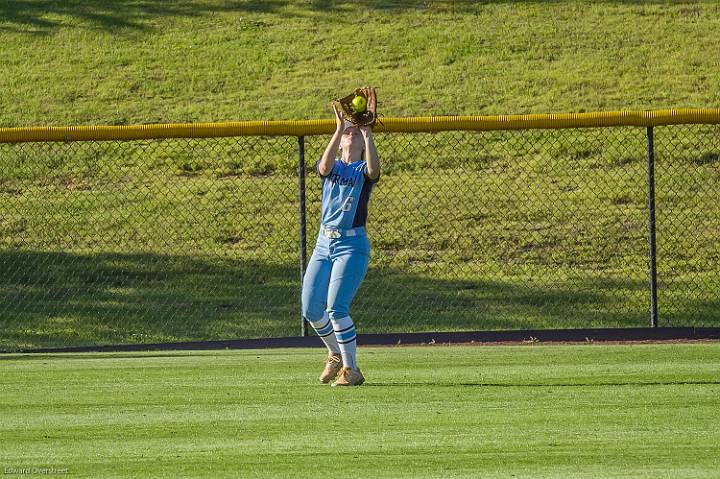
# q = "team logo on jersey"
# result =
<box><xmin>328</xmin><ymin>172</ymin><xmax>356</xmax><ymax>188</ymax></box>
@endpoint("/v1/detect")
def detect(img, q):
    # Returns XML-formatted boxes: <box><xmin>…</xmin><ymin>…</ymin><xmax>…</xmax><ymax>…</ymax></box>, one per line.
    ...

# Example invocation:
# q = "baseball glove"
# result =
<box><xmin>334</xmin><ymin>87</ymin><xmax>379</xmax><ymax>127</ymax></box>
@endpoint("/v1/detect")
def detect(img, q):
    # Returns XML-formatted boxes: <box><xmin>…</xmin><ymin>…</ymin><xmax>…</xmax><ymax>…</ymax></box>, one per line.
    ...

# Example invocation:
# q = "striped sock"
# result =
<box><xmin>331</xmin><ymin>315</ymin><xmax>357</xmax><ymax>370</ymax></box>
<box><xmin>307</xmin><ymin>312</ymin><xmax>340</xmax><ymax>355</ymax></box>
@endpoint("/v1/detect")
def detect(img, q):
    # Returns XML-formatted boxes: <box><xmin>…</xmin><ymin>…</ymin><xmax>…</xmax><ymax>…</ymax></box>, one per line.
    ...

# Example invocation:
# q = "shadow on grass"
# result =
<box><xmin>0</xmin><ymin>250</ymin><xmax>299</xmax><ymax>350</ymax></box>
<box><xmin>0</xmin><ymin>0</ymin><xmax>198</xmax><ymax>34</ymax></box>
<box><xmin>0</xmin><ymin>249</ymin><xmax>716</xmax><ymax>351</ymax></box>
<box><xmin>0</xmin><ymin>0</ymin><xmax>662</xmax><ymax>34</ymax></box>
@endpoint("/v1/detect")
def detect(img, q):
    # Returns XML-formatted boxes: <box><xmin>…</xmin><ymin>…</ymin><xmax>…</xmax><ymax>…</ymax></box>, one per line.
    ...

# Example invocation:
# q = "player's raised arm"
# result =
<box><xmin>318</xmin><ymin>104</ymin><xmax>346</xmax><ymax>176</ymax></box>
<box><xmin>360</xmin><ymin>125</ymin><xmax>379</xmax><ymax>180</ymax></box>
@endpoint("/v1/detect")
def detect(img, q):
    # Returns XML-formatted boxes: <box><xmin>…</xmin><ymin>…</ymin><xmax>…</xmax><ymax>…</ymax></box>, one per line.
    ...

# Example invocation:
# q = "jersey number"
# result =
<box><xmin>341</xmin><ymin>196</ymin><xmax>353</xmax><ymax>212</ymax></box>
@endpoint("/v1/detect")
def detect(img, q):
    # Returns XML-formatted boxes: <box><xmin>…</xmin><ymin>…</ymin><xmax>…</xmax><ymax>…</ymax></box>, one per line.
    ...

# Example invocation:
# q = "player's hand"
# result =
<box><xmin>359</xmin><ymin>124</ymin><xmax>373</xmax><ymax>138</ymax></box>
<box><xmin>332</xmin><ymin>104</ymin><xmax>346</xmax><ymax>133</ymax></box>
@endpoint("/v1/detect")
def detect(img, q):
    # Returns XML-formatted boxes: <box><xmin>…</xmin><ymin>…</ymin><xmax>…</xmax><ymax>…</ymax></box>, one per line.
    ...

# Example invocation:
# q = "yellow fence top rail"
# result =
<box><xmin>1</xmin><ymin>109</ymin><xmax>719</xmax><ymax>143</ymax></box>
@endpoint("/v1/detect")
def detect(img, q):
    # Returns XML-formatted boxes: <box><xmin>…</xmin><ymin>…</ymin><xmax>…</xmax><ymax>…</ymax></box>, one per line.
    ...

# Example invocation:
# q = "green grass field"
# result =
<box><xmin>1</xmin><ymin>343</ymin><xmax>719</xmax><ymax>478</ymax></box>
<box><xmin>1</xmin><ymin>5</ymin><xmax>718</xmax><ymax>475</ymax></box>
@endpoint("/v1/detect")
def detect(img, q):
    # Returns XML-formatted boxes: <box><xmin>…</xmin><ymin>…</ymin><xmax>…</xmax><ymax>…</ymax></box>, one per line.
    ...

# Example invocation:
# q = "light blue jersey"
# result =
<box><xmin>302</xmin><ymin>156</ymin><xmax>379</xmax><ymax>374</ymax></box>
<box><xmin>315</xmin><ymin>159</ymin><xmax>379</xmax><ymax>229</ymax></box>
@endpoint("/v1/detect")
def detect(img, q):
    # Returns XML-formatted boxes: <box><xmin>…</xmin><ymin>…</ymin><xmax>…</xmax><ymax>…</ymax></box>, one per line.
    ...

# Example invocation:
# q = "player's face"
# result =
<box><xmin>340</xmin><ymin>127</ymin><xmax>364</xmax><ymax>161</ymax></box>
<box><xmin>341</xmin><ymin>127</ymin><xmax>363</xmax><ymax>150</ymax></box>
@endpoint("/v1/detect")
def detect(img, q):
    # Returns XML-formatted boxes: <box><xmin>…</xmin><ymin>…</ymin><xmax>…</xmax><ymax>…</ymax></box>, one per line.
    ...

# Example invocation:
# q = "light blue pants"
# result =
<box><xmin>301</xmin><ymin>231</ymin><xmax>371</xmax><ymax>322</ymax></box>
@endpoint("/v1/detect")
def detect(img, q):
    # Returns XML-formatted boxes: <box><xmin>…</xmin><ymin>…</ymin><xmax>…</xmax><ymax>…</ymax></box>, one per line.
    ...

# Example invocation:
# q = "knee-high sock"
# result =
<box><xmin>331</xmin><ymin>315</ymin><xmax>357</xmax><ymax>370</ymax></box>
<box><xmin>307</xmin><ymin>312</ymin><xmax>340</xmax><ymax>354</ymax></box>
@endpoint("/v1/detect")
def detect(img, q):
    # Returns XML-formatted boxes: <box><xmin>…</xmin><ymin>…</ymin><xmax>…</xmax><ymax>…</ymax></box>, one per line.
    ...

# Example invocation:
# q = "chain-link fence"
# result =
<box><xmin>0</xmin><ymin>121</ymin><xmax>718</xmax><ymax>350</ymax></box>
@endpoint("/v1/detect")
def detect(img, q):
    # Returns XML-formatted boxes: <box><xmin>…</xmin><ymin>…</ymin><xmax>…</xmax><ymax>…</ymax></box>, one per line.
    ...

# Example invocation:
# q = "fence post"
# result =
<box><xmin>646</xmin><ymin>126</ymin><xmax>659</xmax><ymax>328</ymax></box>
<box><xmin>298</xmin><ymin>136</ymin><xmax>309</xmax><ymax>336</ymax></box>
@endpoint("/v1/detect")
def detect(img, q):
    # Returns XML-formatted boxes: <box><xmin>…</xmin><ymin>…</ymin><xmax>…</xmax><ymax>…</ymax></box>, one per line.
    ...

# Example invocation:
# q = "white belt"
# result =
<box><xmin>320</xmin><ymin>225</ymin><xmax>364</xmax><ymax>239</ymax></box>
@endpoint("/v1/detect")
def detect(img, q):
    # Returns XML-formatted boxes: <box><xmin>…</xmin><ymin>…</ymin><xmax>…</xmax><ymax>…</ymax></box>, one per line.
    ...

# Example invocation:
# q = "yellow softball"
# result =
<box><xmin>351</xmin><ymin>95</ymin><xmax>367</xmax><ymax>114</ymax></box>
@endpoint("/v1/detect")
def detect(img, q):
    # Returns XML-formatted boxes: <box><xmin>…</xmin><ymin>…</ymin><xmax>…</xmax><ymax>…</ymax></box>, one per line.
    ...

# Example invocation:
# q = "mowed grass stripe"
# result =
<box><xmin>1</xmin><ymin>343</ymin><xmax>719</xmax><ymax>478</ymax></box>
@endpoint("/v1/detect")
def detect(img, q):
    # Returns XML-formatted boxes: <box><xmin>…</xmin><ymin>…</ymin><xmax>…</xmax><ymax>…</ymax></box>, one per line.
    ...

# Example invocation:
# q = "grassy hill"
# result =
<box><xmin>1</xmin><ymin>0</ymin><xmax>719</xmax><ymax>127</ymax></box>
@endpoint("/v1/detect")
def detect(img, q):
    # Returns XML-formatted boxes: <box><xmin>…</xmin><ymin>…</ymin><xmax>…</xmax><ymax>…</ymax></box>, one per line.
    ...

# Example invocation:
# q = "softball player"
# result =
<box><xmin>301</xmin><ymin>104</ymin><xmax>380</xmax><ymax>387</ymax></box>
